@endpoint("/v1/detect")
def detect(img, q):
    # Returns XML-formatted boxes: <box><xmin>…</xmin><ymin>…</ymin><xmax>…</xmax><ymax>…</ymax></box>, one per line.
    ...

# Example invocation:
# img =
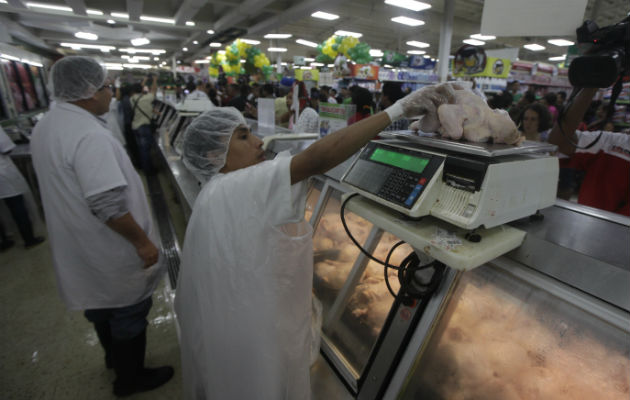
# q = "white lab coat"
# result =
<box><xmin>187</xmin><ymin>90</ymin><xmax>210</xmax><ymax>100</ymax></box>
<box><xmin>31</xmin><ymin>102</ymin><xmax>164</xmax><ymax>310</ymax></box>
<box><xmin>176</xmin><ymin>152</ymin><xmax>313</xmax><ymax>400</ymax></box>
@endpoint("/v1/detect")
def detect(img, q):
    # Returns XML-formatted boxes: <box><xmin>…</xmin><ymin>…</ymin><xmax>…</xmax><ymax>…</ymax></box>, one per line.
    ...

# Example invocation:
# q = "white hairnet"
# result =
<box><xmin>182</xmin><ymin>107</ymin><xmax>246</xmax><ymax>182</ymax></box>
<box><xmin>49</xmin><ymin>56</ymin><xmax>106</xmax><ymax>102</ymax></box>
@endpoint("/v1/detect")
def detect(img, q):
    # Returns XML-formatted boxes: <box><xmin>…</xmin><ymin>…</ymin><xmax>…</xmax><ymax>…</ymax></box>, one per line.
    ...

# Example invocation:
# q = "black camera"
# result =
<box><xmin>569</xmin><ymin>16</ymin><xmax>629</xmax><ymax>88</ymax></box>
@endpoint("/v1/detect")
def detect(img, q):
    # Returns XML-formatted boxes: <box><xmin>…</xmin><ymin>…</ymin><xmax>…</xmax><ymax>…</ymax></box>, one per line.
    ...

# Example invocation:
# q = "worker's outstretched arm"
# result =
<box><xmin>290</xmin><ymin>83</ymin><xmax>457</xmax><ymax>184</ymax></box>
<box><xmin>547</xmin><ymin>87</ymin><xmax>598</xmax><ymax>156</ymax></box>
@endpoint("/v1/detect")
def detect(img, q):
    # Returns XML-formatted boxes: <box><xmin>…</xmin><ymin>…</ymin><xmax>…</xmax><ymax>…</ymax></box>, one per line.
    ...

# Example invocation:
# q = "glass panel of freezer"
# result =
<box><xmin>304</xmin><ymin>180</ymin><xmax>323</xmax><ymax>223</ymax></box>
<box><xmin>399</xmin><ymin>265</ymin><xmax>630</xmax><ymax>400</ymax></box>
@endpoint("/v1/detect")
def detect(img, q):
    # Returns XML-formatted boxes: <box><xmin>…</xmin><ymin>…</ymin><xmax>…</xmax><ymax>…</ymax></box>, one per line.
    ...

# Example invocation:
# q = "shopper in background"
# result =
<box><xmin>30</xmin><ymin>56</ymin><xmax>173</xmax><ymax>396</ymax></box>
<box><xmin>380</xmin><ymin>82</ymin><xmax>410</xmax><ymax>130</ymax></box>
<box><xmin>506</xmin><ymin>80</ymin><xmax>522</xmax><ymax>104</ymax></box>
<box><xmin>176</xmin><ymin>82</ymin><xmax>458</xmax><ymax>399</ymax></box>
<box><xmin>542</xmin><ymin>92</ymin><xmax>559</xmax><ymax>123</ymax></box>
<box><xmin>548</xmin><ymin>86</ymin><xmax>629</xmax><ymax>215</ymax></box>
<box><xmin>0</xmin><ymin>126</ymin><xmax>44</xmax><ymax>250</ymax></box>
<box><xmin>330</xmin><ymin>88</ymin><xmax>339</xmax><ymax>103</ymax></box>
<box><xmin>260</xmin><ymin>83</ymin><xmax>275</xmax><ymax>99</ymax></box>
<box><xmin>118</xmin><ymin>83</ymin><xmax>141</xmax><ymax>166</ymax></box>
<box><xmin>487</xmin><ymin>90</ymin><xmax>514</xmax><ymax>111</ymax></box>
<box><xmin>556</xmin><ymin>90</ymin><xmax>567</xmax><ymax>111</ymax></box>
<box><xmin>187</xmin><ymin>80</ymin><xmax>210</xmax><ymax>100</ymax></box>
<box><xmin>348</xmin><ymin>85</ymin><xmax>374</xmax><ymax>125</ymax></box>
<box><xmin>131</xmin><ymin>75</ymin><xmax>158</xmax><ymax>175</ymax></box>
<box><xmin>517</xmin><ymin>102</ymin><xmax>553</xmax><ymax>142</ymax></box>
<box><xmin>508</xmin><ymin>90</ymin><xmax>536</xmax><ymax>123</ymax></box>
<box><xmin>226</xmin><ymin>83</ymin><xmax>246</xmax><ymax>111</ymax></box>
<box><xmin>288</xmin><ymin>81</ymin><xmax>320</xmax><ymax>133</ymax></box>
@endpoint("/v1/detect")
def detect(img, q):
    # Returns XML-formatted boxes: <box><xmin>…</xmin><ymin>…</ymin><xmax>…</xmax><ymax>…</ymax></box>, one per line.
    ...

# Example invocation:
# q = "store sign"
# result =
<box><xmin>319</xmin><ymin>103</ymin><xmax>355</xmax><ymax>137</ymax></box>
<box><xmin>293</xmin><ymin>56</ymin><xmax>305</xmax><ymax>66</ymax></box>
<box><xmin>452</xmin><ymin>57</ymin><xmax>511</xmax><ymax>78</ymax></box>
<box><xmin>176</xmin><ymin>65</ymin><xmax>199</xmax><ymax>74</ymax></box>
<box><xmin>295</xmin><ymin>69</ymin><xmax>319</xmax><ymax>81</ymax></box>
<box><xmin>349</xmin><ymin>64</ymin><xmax>379</xmax><ymax>80</ymax></box>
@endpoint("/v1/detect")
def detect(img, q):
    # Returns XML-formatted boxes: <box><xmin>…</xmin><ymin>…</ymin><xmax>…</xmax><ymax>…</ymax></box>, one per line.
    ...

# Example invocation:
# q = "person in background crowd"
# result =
<box><xmin>118</xmin><ymin>83</ymin><xmax>141</xmax><ymax>166</ymax></box>
<box><xmin>586</xmin><ymin>101</ymin><xmax>613</xmax><ymax>131</ymax></box>
<box><xmin>176</xmin><ymin>83</ymin><xmax>458</xmax><ymax>399</ymax></box>
<box><xmin>275</xmin><ymin>88</ymin><xmax>291</xmax><ymax>127</ymax></box>
<box><xmin>348</xmin><ymin>86</ymin><xmax>374</xmax><ymax>125</ymax></box>
<box><xmin>337</xmin><ymin>86</ymin><xmax>351</xmax><ymax>104</ymax></box>
<box><xmin>0</xmin><ymin>126</ymin><xmax>44</xmax><ymax>251</ymax></box>
<box><xmin>380</xmin><ymin>82</ymin><xmax>409</xmax><ymax>130</ymax></box>
<box><xmin>556</xmin><ymin>90</ymin><xmax>567</xmax><ymax>110</ymax></box>
<box><xmin>517</xmin><ymin>102</ymin><xmax>553</xmax><ymax>142</ymax></box>
<box><xmin>549</xmin><ymin>86</ymin><xmax>629</xmax><ymax>215</ymax></box>
<box><xmin>508</xmin><ymin>90</ymin><xmax>536</xmax><ymax>123</ymax></box>
<box><xmin>330</xmin><ymin>88</ymin><xmax>338</xmax><ymax>103</ymax></box>
<box><xmin>309</xmin><ymin>87</ymin><xmax>320</xmax><ymax>112</ymax></box>
<box><xmin>247</xmin><ymin>83</ymin><xmax>261</xmax><ymax>105</ymax></box>
<box><xmin>206</xmin><ymin>82</ymin><xmax>220</xmax><ymax>106</ymax></box>
<box><xmin>187</xmin><ymin>81</ymin><xmax>210</xmax><ymax>100</ymax></box>
<box><xmin>487</xmin><ymin>90</ymin><xmax>514</xmax><ymax>110</ymax></box>
<box><xmin>542</xmin><ymin>92</ymin><xmax>559</xmax><ymax>123</ymax></box>
<box><xmin>260</xmin><ymin>84</ymin><xmax>275</xmax><ymax>99</ymax></box>
<box><xmin>287</xmin><ymin>81</ymin><xmax>319</xmax><ymax>133</ymax></box>
<box><xmin>226</xmin><ymin>83</ymin><xmax>246</xmax><ymax>111</ymax></box>
<box><xmin>185</xmin><ymin>81</ymin><xmax>196</xmax><ymax>96</ymax></box>
<box><xmin>319</xmin><ymin>86</ymin><xmax>337</xmax><ymax>104</ymax></box>
<box><xmin>131</xmin><ymin>75</ymin><xmax>158</xmax><ymax>175</ymax></box>
<box><xmin>507</xmin><ymin>80</ymin><xmax>522</xmax><ymax>104</ymax></box>
<box><xmin>30</xmin><ymin>56</ymin><xmax>172</xmax><ymax>397</ymax></box>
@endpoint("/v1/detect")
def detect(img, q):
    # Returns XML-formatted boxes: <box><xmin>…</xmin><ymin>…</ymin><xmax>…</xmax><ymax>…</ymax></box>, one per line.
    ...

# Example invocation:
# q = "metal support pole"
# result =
<box><xmin>437</xmin><ymin>0</ymin><xmax>455</xmax><ymax>83</ymax></box>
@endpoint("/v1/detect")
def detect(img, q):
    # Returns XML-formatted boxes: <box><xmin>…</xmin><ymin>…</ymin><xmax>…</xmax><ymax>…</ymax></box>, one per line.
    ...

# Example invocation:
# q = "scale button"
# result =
<box><xmin>419</xmin><ymin>177</ymin><xmax>427</xmax><ymax>185</ymax></box>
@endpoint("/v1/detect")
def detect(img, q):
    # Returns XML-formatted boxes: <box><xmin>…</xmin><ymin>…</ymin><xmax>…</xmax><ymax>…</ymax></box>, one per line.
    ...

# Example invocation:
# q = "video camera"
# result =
<box><xmin>568</xmin><ymin>16</ymin><xmax>629</xmax><ymax>88</ymax></box>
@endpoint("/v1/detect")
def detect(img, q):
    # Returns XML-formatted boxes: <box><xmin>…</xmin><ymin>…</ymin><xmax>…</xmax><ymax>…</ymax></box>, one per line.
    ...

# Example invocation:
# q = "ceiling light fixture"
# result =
<box><xmin>130</xmin><ymin>37</ymin><xmax>150</xmax><ymax>46</ymax></box>
<box><xmin>111</xmin><ymin>12</ymin><xmax>129</xmax><ymax>19</ymax></box>
<box><xmin>311</xmin><ymin>11</ymin><xmax>339</xmax><ymax>20</ymax></box>
<box><xmin>193</xmin><ymin>40</ymin><xmax>198</xmax><ymax>45</ymax></box>
<box><xmin>406</xmin><ymin>40</ymin><xmax>430</xmax><ymax>48</ymax></box>
<box><xmin>548</xmin><ymin>55</ymin><xmax>566</xmax><ymax>61</ymax></box>
<box><xmin>268</xmin><ymin>47</ymin><xmax>288</xmax><ymax>52</ymax></box>
<box><xmin>240</xmin><ymin>39</ymin><xmax>261</xmax><ymax>45</ymax></box>
<box><xmin>423</xmin><ymin>55</ymin><xmax>431</xmax><ymax>58</ymax></box>
<box><xmin>311</xmin><ymin>62</ymin><xmax>324</xmax><ymax>66</ymax></box>
<box><xmin>207</xmin><ymin>30</ymin><xmax>215</xmax><ymax>34</ymax></box>
<box><xmin>122</xmin><ymin>63</ymin><xmax>152</xmax><ymax>69</ymax></box>
<box><xmin>407</xmin><ymin>50</ymin><xmax>426</xmax><ymax>54</ymax></box>
<box><xmin>547</xmin><ymin>39</ymin><xmax>574</xmax><ymax>46</ymax></box>
<box><xmin>186</xmin><ymin>21</ymin><xmax>195</xmax><ymax>26</ymax></box>
<box><xmin>118</xmin><ymin>48</ymin><xmax>166</xmax><ymax>55</ymax></box>
<box><xmin>75</xmin><ymin>32</ymin><xmax>98</xmax><ymax>41</ymax></box>
<box><xmin>140</xmin><ymin>15</ymin><xmax>175</xmax><ymax>24</ymax></box>
<box><xmin>304</xmin><ymin>57</ymin><xmax>315</xmax><ymax>62</ymax></box>
<box><xmin>60</xmin><ymin>43</ymin><xmax>116</xmax><ymax>52</ymax></box>
<box><xmin>470</xmin><ymin>33</ymin><xmax>496</xmax><ymax>41</ymax></box>
<box><xmin>301</xmin><ymin>66</ymin><xmax>311</xmax><ymax>70</ymax></box>
<box><xmin>264</xmin><ymin>33</ymin><xmax>293</xmax><ymax>39</ymax></box>
<box><xmin>296</xmin><ymin>39</ymin><xmax>318</xmax><ymax>47</ymax></box>
<box><xmin>153</xmin><ymin>57</ymin><xmax>159</xmax><ymax>61</ymax></box>
<box><xmin>391</xmin><ymin>16</ymin><xmax>425</xmax><ymax>26</ymax></box>
<box><xmin>86</xmin><ymin>9</ymin><xmax>103</xmax><ymax>15</ymax></box>
<box><xmin>334</xmin><ymin>30</ymin><xmax>362</xmax><ymax>38</ymax></box>
<box><xmin>0</xmin><ymin>54</ymin><xmax>20</xmax><ymax>61</ymax></box>
<box><xmin>106</xmin><ymin>19</ymin><xmax>115</xmax><ymax>24</ymax></box>
<box><xmin>182</xmin><ymin>47</ymin><xmax>188</xmax><ymax>51</ymax></box>
<box><xmin>524</xmin><ymin>43</ymin><xmax>545</xmax><ymax>51</ymax></box>
<box><xmin>25</xmin><ymin>2</ymin><xmax>72</xmax><ymax>12</ymax></box>
<box><xmin>195</xmin><ymin>60</ymin><xmax>210</xmax><ymax>64</ymax></box>
<box><xmin>218</xmin><ymin>50</ymin><xmax>226</xmax><ymax>55</ymax></box>
<box><xmin>370</xmin><ymin>49</ymin><xmax>384</xmax><ymax>57</ymax></box>
<box><xmin>209</xmin><ymin>42</ymin><xmax>222</xmax><ymax>47</ymax></box>
<box><xmin>463</xmin><ymin>39</ymin><xmax>485</xmax><ymax>46</ymax></box>
<box><xmin>327</xmin><ymin>64</ymin><xmax>335</xmax><ymax>67</ymax></box>
<box><xmin>384</xmin><ymin>0</ymin><xmax>431</xmax><ymax>12</ymax></box>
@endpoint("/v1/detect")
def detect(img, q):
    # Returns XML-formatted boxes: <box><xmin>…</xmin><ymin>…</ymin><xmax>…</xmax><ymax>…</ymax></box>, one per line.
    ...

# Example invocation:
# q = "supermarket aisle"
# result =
<box><xmin>0</xmin><ymin>236</ymin><xmax>182</xmax><ymax>399</ymax></box>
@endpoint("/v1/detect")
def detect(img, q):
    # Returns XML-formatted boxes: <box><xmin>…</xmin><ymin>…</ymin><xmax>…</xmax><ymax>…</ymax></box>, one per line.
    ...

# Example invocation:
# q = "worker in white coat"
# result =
<box><xmin>175</xmin><ymin>82</ymin><xmax>457</xmax><ymax>399</ymax></box>
<box><xmin>0</xmin><ymin>126</ymin><xmax>44</xmax><ymax>250</ymax></box>
<box><xmin>30</xmin><ymin>56</ymin><xmax>173</xmax><ymax>397</ymax></box>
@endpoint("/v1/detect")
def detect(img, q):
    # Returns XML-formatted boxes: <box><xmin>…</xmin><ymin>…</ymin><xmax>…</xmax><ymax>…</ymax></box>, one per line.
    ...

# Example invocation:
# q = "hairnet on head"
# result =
<box><xmin>182</xmin><ymin>107</ymin><xmax>246</xmax><ymax>182</ymax></box>
<box><xmin>49</xmin><ymin>56</ymin><xmax>106</xmax><ymax>102</ymax></box>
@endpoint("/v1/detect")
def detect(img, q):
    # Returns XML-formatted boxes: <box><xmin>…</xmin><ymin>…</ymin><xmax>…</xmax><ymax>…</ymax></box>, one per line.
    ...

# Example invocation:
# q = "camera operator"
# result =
<box><xmin>547</xmin><ymin>87</ymin><xmax>629</xmax><ymax>216</ymax></box>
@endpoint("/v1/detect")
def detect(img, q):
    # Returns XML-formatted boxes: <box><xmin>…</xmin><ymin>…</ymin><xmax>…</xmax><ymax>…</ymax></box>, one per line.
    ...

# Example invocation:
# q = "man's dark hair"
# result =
<box><xmin>351</xmin><ymin>86</ymin><xmax>374</xmax><ymax>116</ymax></box>
<box><xmin>488</xmin><ymin>90</ymin><xmax>514</xmax><ymax>110</ymax></box>
<box><xmin>382</xmin><ymin>82</ymin><xmax>404</xmax><ymax>103</ymax></box>
<box><xmin>544</xmin><ymin>92</ymin><xmax>557</xmax><ymax>105</ymax></box>
<box><xmin>186</xmin><ymin>81</ymin><xmax>196</xmax><ymax>92</ymax></box>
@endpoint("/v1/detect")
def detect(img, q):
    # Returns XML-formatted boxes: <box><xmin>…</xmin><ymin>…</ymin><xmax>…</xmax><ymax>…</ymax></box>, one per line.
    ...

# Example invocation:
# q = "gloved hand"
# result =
<box><xmin>384</xmin><ymin>83</ymin><xmax>462</xmax><ymax>129</ymax></box>
<box><xmin>114</xmin><ymin>77</ymin><xmax>121</xmax><ymax>89</ymax></box>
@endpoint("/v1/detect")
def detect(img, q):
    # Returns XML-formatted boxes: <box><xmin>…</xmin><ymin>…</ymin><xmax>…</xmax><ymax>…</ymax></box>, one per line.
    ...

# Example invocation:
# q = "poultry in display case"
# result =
<box><xmin>399</xmin><ymin>265</ymin><xmax>630</xmax><ymax>400</ymax></box>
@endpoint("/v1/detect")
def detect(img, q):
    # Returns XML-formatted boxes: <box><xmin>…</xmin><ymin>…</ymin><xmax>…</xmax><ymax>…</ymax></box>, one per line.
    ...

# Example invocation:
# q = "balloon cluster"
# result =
<box><xmin>316</xmin><ymin>35</ymin><xmax>372</xmax><ymax>64</ymax></box>
<box><xmin>208</xmin><ymin>39</ymin><xmax>273</xmax><ymax>79</ymax></box>
<box><xmin>381</xmin><ymin>51</ymin><xmax>408</xmax><ymax>67</ymax></box>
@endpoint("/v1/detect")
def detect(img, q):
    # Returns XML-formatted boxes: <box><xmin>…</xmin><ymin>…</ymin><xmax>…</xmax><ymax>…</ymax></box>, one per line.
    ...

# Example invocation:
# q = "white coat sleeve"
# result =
<box><xmin>73</xmin><ymin>133</ymin><xmax>128</xmax><ymax>198</ymax></box>
<box><xmin>0</xmin><ymin>127</ymin><xmax>16</xmax><ymax>154</ymax></box>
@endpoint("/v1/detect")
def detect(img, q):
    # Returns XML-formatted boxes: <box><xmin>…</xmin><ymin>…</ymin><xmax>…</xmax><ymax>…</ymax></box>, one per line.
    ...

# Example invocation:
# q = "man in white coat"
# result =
<box><xmin>31</xmin><ymin>56</ymin><xmax>173</xmax><ymax>397</ymax></box>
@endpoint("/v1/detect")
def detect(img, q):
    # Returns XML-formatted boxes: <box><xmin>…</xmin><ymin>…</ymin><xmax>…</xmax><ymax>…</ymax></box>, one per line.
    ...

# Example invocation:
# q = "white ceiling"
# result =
<box><xmin>0</xmin><ymin>0</ymin><xmax>627</xmax><ymax>68</ymax></box>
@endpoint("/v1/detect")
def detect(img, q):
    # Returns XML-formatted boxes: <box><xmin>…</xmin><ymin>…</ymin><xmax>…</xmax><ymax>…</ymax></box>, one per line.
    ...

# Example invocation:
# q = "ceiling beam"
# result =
<box><xmin>213</xmin><ymin>0</ymin><xmax>275</xmax><ymax>32</ymax></box>
<box><xmin>174</xmin><ymin>0</ymin><xmax>209</xmax><ymax>26</ymax></box>
<box><xmin>126</xmin><ymin>0</ymin><xmax>143</xmax><ymax>22</ymax></box>
<box><xmin>0</xmin><ymin>14</ymin><xmax>53</xmax><ymax>50</ymax></box>
<box><xmin>6</xmin><ymin>0</ymin><xmax>26</xmax><ymax>8</ymax></box>
<box><xmin>247</xmin><ymin>0</ymin><xmax>337</xmax><ymax>35</ymax></box>
<box><xmin>64</xmin><ymin>0</ymin><xmax>87</xmax><ymax>16</ymax></box>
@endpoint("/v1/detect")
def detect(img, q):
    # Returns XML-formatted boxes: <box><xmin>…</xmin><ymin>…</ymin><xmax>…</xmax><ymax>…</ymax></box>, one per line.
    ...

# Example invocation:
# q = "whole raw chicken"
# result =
<box><xmin>414</xmin><ymin>87</ymin><xmax>523</xmax><ymax>145</ymax></box>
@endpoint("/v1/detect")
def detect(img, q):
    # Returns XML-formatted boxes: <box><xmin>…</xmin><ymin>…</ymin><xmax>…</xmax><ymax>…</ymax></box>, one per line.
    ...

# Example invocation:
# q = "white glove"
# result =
<box><xmin>384</xmin><ymin>82</ymin><xmax>460</xmax><ymax>123</ymax></box>
<box><xmin>114</xmin><ymin>77</ymin><xmax>121</xmax><ymax>89</ymax></box>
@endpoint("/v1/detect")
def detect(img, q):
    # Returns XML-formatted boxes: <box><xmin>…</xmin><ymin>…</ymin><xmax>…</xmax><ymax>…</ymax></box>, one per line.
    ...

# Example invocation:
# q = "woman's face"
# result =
<box><xmin>219</xmin><ymin>125</ymin><xmax>265</xmax><ymax>173</ymax></box>
<box><xmin>522</xmin><ymin>109</ymin><xmax>540</xmax><ymax>136</ymax></box>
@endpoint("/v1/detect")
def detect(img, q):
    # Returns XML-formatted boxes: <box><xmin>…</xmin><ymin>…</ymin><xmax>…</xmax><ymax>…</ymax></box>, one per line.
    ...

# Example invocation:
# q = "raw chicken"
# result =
<box><xmin>415</xmin><ymin>87</ymin><xmax>523</xmax><ymax>145</ymax></box>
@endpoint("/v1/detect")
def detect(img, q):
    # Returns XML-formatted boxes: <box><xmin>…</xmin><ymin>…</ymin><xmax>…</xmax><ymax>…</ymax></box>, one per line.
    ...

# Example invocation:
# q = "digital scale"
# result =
<box><xmin>340</xmin><ymin>133</ymin><xmax>559</xmax><ymax>270</ymax></box>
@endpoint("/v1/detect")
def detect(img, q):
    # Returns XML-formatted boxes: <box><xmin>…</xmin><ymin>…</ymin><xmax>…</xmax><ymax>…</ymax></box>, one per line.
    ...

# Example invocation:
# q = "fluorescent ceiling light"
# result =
<box><xmin>186</xmin><ymin>21</ymin><xmax>195</xmax><ymax>26</ymax></box>
<box><xmin>130</xmin><ymin>38</ymin><xmax>150</xmax><ymax>46</ymax></box>
<box><xmin>22</xmin><ymin>59</ymin><xmax>43</xmax><ymax>67</ymax></box>
<box><xmin>463</xmin><ymin>39</ymin><xmax>485</xmax><ymax>46</ymax></box>
<box><xmin>548</xmin><ymin>55</ymin><xmax>566</xmax><ymax>61</ymax></box>
<box><xmin>470</xmin><ymin>34</ymin><xmax>495</xmax><ymax>41</ymax></box>
<box><xmin>122</xmin><ymin>64</ymin><xmax>152</xmax><ymax>69</ymax></box>
<box><xmin>391</xmin><ymin>16</ymin><xmax>425</xmax><ymax>26</ymax></box>
<box><xmin>407</xmin><ymin>50</ymin><xmax>426</xmax><ymax>55</ymax></box>
<box><xmin>140</xmin><ymin>15</ymin><xmax>175</xmax><ymax>24</ymax></box>
<box><xmin>311</xmin><ymin>11</ymin><xmax>339</xmax><ymax>20</ymax></box>
<box><xmin>118</xmin><ymin>48</ymin><xmax>166</xmax><ymax>55</ymax></box>
<box><xmin>195</xmin><ymin>60</ymin><xmax>210</xmax><ymax>64</ymax></box>
<box><xmin>183</xmin><ymin>47</ymin><xmax>188</xmax><ymax>51</ymax></box>
<box><xmin>311</xmin><ymin>62</ymin><xmax>324</xmax><ymax>66</ymax></box>
<box><xmin>193</xmin><ymin>40</ymin><xmax>198</xmax><ymax>45</ymax></box>
<box><xmin>153</xmin><ymin>57</ymin><xmax>159</xmax><ymax>61</ymax></box>
<box><xmin>209</xmin><ymin>42</ymin><xmax>222</xmax><ymax>47</ymax></box>
<box><xmin>524</xmin><ymin>43</ymin><xmax>545</xmax><ymax>51</ymax></box>
<box><xmin>406</xmin><ymin>40</ymin><xmax>429</xmax><ymax>48</ymax></box>
<box><xmin>264</xmin><ymin>33</ymin><xmax>293</xmax><ymax>39</ymax></box>
<box><xmin>122</xmin><ymin>55</ymin><xmax>150</xmax><ymax>60</ymax></box>
<box><xmin>547</xmin><ymin>39</ymin><xmax>574</xmax><ymax>46</ymax></box>
<box><xmin>281</xmin><ymin>62</ymin><xmax>287</xmax><ymax>66</ymax></box>
<box><xmin>60</xmin><ymin>43</ymin><xmax>116</xmax><ymax>52</ymax></box>
<box><xmin>0</xmin><ymin>54</ymin><xmax>20</xmax><ymax>61</ymax></box>
<box><xmin>301</xmin><ymin>66</ymin><xmax>311</xmax><ymax>70</ymax></box>
<box><xmin>111</xmin><ymin>12</ymin><xmax>129</xmax><ymax>19</ymax></box>
<box><xmin>268</xmin><ymin>47</ymin><xmax>288</xmax><ymax>52</ymax></box>
<box><xmin>327</xmin><ymin>64</ymin><xmax>335</xmax><ymax>67</ymax></box>
<box><xmin>384</xmin><ymin>64</ymin><xmax>393</xmax><ymax>68</ymax></box>
<box><xmin>26</xmin><ymin>2</ymin><xmax>72</xmax><ymax>12</ymax></box>
<box><xmin>75</xmin><ymin>32</ymin><xmax>98</xmax><ymax>41</ymax></box>
<box><xmin>304</xmin><ymin>57</ymin><xmax>315</xmax><ymax>62</ymax></box>
<box><xmin>423</xmin><ymin>55</ymin><xmax>431</xmax><ymax>58</ymax></box>
<box><xmin>207</xmin><ymin>30</ymin><xmax>215</xmax><ymax>34</ymax></box>
<box><xmin>384</xmin><ymin>0</ymin><xmax>431</xmax><ymax>12</ymax></box>
<box><xmin>240</xmin><ymin>59</ymin><xmax>246</xmax><ymax>63</ymax></box>
<box><xmin>370</xmin><ymin>49</ymin><xmax>384</xmax><ymax>57</ymax></box>
<box><xmin>296</xmin><ymin>39</ymin><xmax>318</xmax><ymax>47</ymax></box>
<box><xmin>86</xmin><ymin>9</ymin><xmax>103</xmax><ymax>15</ymax></box>
<box><xmin>218</xmin><ymin>50</ymin><xmax>226</xmax><ymax>54</ymax></box>
<box><xmin>240</xmin><ymin>39</ymin><xmax>261</xmax><ymax>45</ymax></box>
<box><xmin>106</xmin><ymin>19</ymin><xmax>115</xmax><ymax>24</ymax></box>
<box><xmin>335</xmin><ymin>30</ymin><xmax>362</xmax><ymax>38</ymax></box>
<box><xmin>0</xmin><ymin>1</ymin><xmax>7</xmax><ymax>3</ymax></box>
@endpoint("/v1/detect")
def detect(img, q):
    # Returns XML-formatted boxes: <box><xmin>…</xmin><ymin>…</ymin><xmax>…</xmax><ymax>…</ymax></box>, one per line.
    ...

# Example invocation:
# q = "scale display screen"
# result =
<box><xmin>369</xmin><ymin>147</ymin><xmax>429</xmax><ymax>174</ymax></box>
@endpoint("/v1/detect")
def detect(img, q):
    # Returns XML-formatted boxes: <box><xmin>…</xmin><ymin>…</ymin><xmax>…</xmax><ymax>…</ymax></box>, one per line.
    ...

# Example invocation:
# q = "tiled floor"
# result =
<box><xmin>0</xmin><ymin>236</ymin><xmax>182</xmax><ymax>399</ymax></box>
